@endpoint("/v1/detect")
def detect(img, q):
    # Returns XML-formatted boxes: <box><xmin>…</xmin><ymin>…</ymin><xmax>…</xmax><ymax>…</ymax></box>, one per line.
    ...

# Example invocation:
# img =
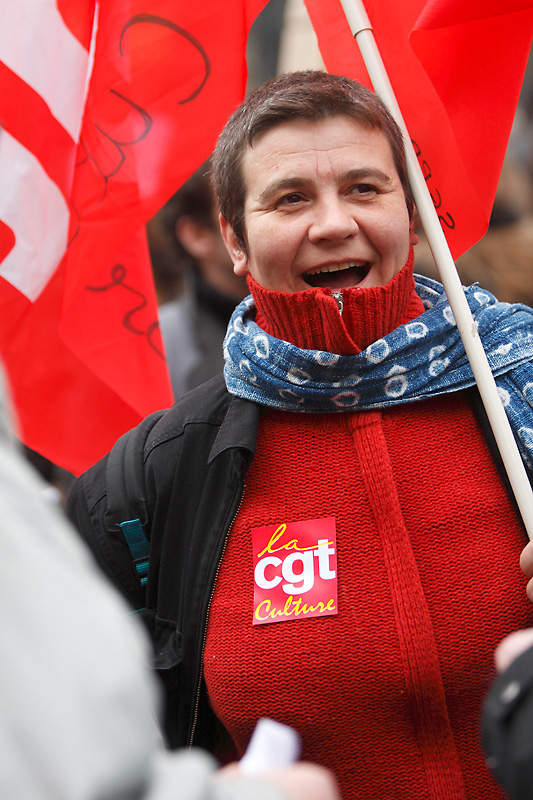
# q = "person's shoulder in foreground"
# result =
<box><xmin>483</xmin><ymin>625</ymin><xmax>533</xmax><ymax>800</ymax></box>
<box><xmin>483</xmin><ymin>545</ymin><xmax>533</xmax><ymax>800</ymax></box>
<box><xmin>0</xmin><ymin>361</ymin><xmax>339</xmax><ymax>800</ymax></box>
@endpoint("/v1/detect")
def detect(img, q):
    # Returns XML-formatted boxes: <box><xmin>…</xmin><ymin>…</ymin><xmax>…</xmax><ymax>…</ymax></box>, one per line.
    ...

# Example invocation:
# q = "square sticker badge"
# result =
<box><xmin>252</xmin><ymin>516</ymin><xmax>338</xmax><ymax>625</ymax></box>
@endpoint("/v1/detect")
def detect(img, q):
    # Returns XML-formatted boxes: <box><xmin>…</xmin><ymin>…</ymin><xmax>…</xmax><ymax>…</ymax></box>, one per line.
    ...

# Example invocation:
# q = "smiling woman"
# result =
<box><xmin>66</xmin><ymin>71</ymin><xmax>533</xmax><ymax>800</ymax></box>
<box><xmin>219</xmin><ymin>116</ymin><xmax>416</xmax><ymax>294</ymax></box>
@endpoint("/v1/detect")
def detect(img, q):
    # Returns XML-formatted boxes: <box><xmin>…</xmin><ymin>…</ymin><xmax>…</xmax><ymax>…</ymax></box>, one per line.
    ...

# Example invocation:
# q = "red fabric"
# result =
<box><xmin>250</xmin><ymin>249</ymin><xmax>424</xmax><ymax>352</ymax></box>
<box><xmin>0</xmin><ymin>0</ymin><xmax>267</xmax><ymax>474</ymax></box>
<box><xmin>204</xmin><ymin>395</ymin><xmax>531</xmax><ymax>799</ymax></box>
<box><xmin>303</xmin><ymin>0</ymin><xmax>533</xmax><ymax>259</ymax></box>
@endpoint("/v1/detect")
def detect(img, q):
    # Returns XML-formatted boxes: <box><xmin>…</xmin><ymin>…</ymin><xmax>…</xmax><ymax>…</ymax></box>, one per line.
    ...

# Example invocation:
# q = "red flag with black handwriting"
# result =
<box><xmin>0</xmin><ymin>0</ymin><xmax>268</xmax><ymax>475</ymax></box>
<box><xmin>304</xmin><ymin>0</ymin><xmax>533</xmax><ymax>259</ymax></box>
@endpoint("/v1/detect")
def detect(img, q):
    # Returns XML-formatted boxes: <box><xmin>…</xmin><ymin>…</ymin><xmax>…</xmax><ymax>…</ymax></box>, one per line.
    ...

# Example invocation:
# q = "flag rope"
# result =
<box><xmin>340</xmin><ymin>0</ymin><xmax>533</xmax><ymax>538</ymax></box>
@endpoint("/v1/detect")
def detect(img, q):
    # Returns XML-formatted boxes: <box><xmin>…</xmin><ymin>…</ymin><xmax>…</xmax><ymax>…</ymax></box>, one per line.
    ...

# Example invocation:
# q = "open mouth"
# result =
<box><xmin>304</xmin><ymin>262</ymin><xmax>371</xmax><ymax>290</ymax></box>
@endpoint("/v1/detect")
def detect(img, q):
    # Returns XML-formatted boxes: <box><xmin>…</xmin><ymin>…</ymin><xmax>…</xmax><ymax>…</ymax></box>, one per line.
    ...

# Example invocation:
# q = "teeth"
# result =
<box><xmin>306</xmin><ymin>262</ymin><xmax>366</xmax><ymax>276</ymax></box>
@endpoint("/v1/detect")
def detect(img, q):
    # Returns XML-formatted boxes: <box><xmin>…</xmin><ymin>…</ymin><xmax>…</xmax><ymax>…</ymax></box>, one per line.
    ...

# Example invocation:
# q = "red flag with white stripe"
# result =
<box><xmin>304</xmin><ymin>0</ymin><xmax>533</xmax><ymax>259</ymax></box>
<box><xmin>0</xmin><ymin>0</ymin><xmax>267</xmax><ymax>475</ymax></box>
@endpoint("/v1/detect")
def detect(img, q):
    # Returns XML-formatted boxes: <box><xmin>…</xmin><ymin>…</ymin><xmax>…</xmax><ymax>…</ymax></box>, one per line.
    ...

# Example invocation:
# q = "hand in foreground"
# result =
<box><xmin>495</xmin><ymin>627</ymin><xmax>533</xmax><ymax>674</ymax></box>
<box><xmin>497</xmin><ymin>540</ymin><xmax>533</xmax><ymax>671</ymax></box>
<box><xmin>520</xmin><ymin>541</ymin><xmax>533</xmax><ymax>603</ymax></box>
<box><xmin>217</xmin><ymin>762</ymin><xmax>341</xmax><ymax>800</ymax></box>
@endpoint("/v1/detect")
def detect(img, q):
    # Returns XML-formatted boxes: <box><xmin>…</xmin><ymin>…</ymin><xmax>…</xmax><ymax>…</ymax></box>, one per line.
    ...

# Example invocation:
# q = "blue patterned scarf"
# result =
<box><xmin>223</xmin><ymin>275</ymin><xmax>533</xmax><ymax>468</ymax></box>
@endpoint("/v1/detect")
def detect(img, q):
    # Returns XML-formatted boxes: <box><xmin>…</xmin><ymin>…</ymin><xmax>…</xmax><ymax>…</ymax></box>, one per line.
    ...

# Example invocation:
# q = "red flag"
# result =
<box><xmin>304</xmin><ymin>0</ymin><xmax>533</xmax><ymax>259</ymax></box>
<box><xmin>0</xmin><ymin>0</ymin><xmax>268</xmax><ymax>475</ymax></box>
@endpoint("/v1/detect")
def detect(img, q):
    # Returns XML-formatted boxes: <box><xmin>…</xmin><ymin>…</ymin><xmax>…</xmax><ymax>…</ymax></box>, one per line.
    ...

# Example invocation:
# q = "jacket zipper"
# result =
<box><xmin>331</xmin><ymin>290</ymin><xmax>344</xmax><ymax>315</ymax></box>
<box><xmin>188</xmin><ymin>483</ymin><xmax>246</xmax><ymax>748</ymax></box>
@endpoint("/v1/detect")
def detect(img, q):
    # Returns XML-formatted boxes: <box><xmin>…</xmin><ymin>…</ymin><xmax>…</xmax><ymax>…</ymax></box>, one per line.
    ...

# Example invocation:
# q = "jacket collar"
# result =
<box><xmin>208</xmin><ymin>393</ymin><xmax>259</xmax><ymax>464</ymax></box>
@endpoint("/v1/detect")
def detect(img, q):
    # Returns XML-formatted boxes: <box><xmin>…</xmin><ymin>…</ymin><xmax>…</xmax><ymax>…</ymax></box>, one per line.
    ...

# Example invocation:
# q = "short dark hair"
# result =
<box><xmin>212</xmin><ymin>71</ymin><xmax>414</xmax><ymax>251</ymax></box>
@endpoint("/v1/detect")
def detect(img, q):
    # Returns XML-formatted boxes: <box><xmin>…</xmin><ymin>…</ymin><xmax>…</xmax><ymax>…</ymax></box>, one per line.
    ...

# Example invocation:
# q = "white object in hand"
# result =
<box><xmin>240</xmin><ymin>718</ymin><xmax>301</xmax><ymax>775</ymax></box>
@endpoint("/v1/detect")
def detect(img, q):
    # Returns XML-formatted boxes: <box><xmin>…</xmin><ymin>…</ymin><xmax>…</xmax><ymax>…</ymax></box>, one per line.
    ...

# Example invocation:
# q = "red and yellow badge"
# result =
<box><xmin>252</xmin><ymin>516</ymin><xmax>338</xmax><ymax>625</ymax></box>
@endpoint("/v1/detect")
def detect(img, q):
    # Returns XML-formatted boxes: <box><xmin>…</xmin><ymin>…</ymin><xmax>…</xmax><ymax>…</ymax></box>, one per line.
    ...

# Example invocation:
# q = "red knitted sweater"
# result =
<box><xmin>203</xmin><ymin>258</ymin><xmax>531</xmax><ymax>799</ymax></box>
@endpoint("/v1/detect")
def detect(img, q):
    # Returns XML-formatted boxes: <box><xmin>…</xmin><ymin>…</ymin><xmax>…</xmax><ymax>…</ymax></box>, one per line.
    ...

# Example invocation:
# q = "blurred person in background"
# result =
<box><xmin>149</xmin><ymin>161</ymin><xmax>248</xmax><ymax>400</ymax></box>
<box><xmin>414</xmin><ymin>158</ymin><xmax>533</xmax><ymax>306</ymax></box>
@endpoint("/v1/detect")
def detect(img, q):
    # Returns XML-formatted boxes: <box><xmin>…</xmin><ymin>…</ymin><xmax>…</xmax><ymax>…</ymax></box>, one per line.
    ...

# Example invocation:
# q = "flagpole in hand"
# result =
<box><xmin>339</xmin><ymin>0</ymin><xmax>533</xmax><ymax>538</ymax></box>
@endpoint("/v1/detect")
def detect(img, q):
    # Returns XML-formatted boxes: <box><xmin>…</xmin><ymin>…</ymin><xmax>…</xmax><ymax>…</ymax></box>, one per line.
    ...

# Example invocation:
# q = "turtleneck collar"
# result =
<box><xmin>248</xmin><ymin>248</ymin><xmax>424</xmax><ymax>354</ymax></box>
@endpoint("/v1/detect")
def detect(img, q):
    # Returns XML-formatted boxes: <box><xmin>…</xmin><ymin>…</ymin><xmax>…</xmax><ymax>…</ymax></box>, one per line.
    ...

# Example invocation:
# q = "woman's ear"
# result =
<box><xmin>219</xmin><ymin>214</ymin><xmax>249</xmax><ymax>276</ymax></box>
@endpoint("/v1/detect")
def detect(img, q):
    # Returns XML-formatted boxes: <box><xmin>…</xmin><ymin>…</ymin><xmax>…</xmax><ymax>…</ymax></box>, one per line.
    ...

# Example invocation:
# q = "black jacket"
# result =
<box><xmin>67</xmin><ymin>375</ymin><xmax>258</xmax><ymax>750</ymax></box>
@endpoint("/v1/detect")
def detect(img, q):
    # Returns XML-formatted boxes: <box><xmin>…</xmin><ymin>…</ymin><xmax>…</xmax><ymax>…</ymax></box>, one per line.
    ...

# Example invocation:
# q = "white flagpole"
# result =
<box><xmin>339</xmin><ymin>0</ymin><xmax>533</xmax><ymax>538</ymax></box>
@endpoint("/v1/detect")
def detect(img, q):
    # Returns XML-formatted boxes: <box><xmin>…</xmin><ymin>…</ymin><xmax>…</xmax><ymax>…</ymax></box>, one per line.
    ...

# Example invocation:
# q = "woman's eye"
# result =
<box><xmin>353</xmin><ymin>183</ymin><xmax>377</xmax><ymax>196</ymax></box>
<box><xmin>278</xmin><ymin>193</ymin><xmax>304</xmax><ymax>206</ymax></box>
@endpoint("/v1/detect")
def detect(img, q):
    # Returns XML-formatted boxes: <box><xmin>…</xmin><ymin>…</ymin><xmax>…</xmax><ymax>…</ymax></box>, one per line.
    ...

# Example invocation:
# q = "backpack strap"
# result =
<box><xmin>103</xmin><ymin>409</ymin><xmax>166</xmax><ymax>608</ymax></box>
<box><xmin>117</xmin><ymin>518</ymin><xmax>150</xmax><ymax>589</ymax></box>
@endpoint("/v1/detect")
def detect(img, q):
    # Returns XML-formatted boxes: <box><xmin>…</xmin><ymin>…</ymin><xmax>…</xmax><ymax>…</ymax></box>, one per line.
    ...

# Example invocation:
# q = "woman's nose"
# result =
<box><xmin>308</xmin><ymin>198</ymin><xmax>359</xmax><ymax>243</ymax></box>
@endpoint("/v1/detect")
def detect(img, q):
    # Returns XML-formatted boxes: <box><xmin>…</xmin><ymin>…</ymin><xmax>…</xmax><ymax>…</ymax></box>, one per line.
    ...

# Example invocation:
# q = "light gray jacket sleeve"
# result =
<box><xmin>0</xmin><ymin>364</ymin><xmax>286</xmax><ymax>800</ymax></box>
